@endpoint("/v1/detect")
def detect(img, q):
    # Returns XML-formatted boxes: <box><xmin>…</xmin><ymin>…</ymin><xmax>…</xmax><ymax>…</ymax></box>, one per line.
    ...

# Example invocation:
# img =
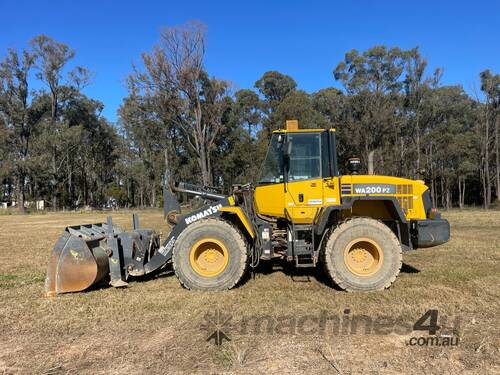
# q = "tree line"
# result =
<box><xmin>1</xmin><ymin>22</ymin><xmax>499</xmax><ymax>212</ymax></box>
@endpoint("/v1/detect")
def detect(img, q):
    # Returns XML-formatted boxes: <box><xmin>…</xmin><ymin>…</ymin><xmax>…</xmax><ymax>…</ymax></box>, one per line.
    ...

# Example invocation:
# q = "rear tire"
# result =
<box><xmin>322</xmin><ymin>218</ymin><xmax>402</xmax><ymax>292</ymax></box>
<box><xmin>173</xmin><ymin>218</ymin><xmax>248</xmax><ymax>290</ymax></box>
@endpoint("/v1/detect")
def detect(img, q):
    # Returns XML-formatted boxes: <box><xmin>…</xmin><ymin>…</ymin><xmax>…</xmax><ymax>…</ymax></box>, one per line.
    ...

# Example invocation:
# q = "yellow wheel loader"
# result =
<box><xmin>45</xmin><ymin>120</ymin><xmax>450</xmax><ymax>295</ymax></box>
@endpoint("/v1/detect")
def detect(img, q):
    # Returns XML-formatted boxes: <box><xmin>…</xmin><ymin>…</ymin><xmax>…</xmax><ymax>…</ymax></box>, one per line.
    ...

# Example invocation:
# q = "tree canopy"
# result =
<box><xmin>1</xmin><ymin>26</ymin><xmax>499</xmax><ymax>211</ymax></box>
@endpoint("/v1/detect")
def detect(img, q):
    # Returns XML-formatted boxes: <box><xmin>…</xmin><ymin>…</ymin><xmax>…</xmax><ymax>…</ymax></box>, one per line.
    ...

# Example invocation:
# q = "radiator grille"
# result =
<box><xmin>396</xmin><ymin>184</ymin><xmax>414</xmax><ymax>214</ymax></box>
<box><xmin>341</xmin><ymin>184</ymin><xmax>352</xmax><ymax>194</ymax></box>
<box><xmin>396</xmin><ymin>184</ymin><xmax>413</xmax><ymax>195</ymax></box>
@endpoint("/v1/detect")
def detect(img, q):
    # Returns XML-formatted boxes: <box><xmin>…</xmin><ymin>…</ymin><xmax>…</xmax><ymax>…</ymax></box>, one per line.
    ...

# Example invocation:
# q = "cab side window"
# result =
<box><xmin>288</xmin><ymin>133</ymin><xmax>321</xmax><ymax>181</ymax></box>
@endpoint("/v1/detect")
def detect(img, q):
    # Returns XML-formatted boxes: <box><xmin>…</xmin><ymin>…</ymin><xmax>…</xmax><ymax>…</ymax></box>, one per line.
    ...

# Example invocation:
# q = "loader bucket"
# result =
<box><xmin>45</xmin><ymin>223</ymin><xmax>119</xmax><ymax>296</ymax></box>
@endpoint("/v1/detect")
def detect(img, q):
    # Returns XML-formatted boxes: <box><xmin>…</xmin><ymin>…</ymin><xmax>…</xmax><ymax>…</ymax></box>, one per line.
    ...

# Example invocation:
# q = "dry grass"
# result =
<box><xmin>0</xmin><ymin>209</ymin><xmax>499</xmax><ymax>374</ymax></box>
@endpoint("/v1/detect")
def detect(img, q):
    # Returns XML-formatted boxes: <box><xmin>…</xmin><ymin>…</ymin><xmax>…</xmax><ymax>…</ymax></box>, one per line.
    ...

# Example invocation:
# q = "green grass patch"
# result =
<box><xmin>0</xmin><ymin>271</ymin><xmax>45</xmax><ymax>289</ymax></box>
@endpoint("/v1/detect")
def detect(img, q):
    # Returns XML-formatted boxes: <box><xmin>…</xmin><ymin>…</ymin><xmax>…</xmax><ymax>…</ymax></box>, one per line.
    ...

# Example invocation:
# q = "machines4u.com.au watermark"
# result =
<box><xmin>200</xmin><ymin>308</ymin><xmax>460</xmax><ymax>347</ymax></box>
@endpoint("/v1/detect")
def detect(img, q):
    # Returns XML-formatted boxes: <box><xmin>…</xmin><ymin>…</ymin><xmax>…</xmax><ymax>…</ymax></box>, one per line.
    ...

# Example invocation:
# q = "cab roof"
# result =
<box><xmin>273</xmin><ymin>128</ymin><xmax>334</xmax><ymax>133</ymax></box>
<box><xmin>272</xmin><ymin>120</ymin><xmax>336</xmax><ymax>133</ymax></box>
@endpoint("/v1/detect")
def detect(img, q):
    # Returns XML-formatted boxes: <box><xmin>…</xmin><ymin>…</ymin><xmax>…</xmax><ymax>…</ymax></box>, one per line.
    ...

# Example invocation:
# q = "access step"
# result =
<box><xmin>295</xmin><ymin>254</ymin><xmax>317</xmax><ymax>268</ymax></box>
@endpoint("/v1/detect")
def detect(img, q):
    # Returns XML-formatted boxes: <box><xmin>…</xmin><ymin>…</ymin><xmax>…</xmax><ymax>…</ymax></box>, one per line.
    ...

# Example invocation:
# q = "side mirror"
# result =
<box><xmin>347</xmin><ymin>157</ymin><xmax>361</xmax><ymax>174</ymax></box>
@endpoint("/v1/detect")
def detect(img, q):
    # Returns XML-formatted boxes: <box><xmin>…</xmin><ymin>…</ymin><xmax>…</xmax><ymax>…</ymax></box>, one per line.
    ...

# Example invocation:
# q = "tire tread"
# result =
<box><xmin>322</xmin><ymin>217</ymin><xmax>403</xmax><ymax>292</ymax></box>
<box><xmin>173</xmin><ymin>217</ymin><xmax>248</xmax><ymax>290</ymax></box>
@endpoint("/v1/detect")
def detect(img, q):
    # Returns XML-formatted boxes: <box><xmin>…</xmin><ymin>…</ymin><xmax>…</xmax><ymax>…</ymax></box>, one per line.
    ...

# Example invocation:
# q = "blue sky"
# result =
<box><xmin>1</xmin><ymin>0</ymin><xmax>499</xmax><ymax>122</ymax></box>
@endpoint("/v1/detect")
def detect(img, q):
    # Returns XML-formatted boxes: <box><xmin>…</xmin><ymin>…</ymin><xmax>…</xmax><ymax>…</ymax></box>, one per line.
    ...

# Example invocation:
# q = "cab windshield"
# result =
<box><xmin>257</xmin><ymin>134</ymin><xmax>284</xmax><ymax>184</ymax></box>
<box><xmin>257</xmin><ymin>132</ymin><xmax>323</xmax><ymax>184</ymax></box>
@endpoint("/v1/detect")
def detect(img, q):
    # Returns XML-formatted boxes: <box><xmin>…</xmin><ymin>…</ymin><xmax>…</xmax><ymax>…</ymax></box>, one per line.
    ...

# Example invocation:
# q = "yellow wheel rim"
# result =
<box><xmin>343</xmin><ymin>237</ymin><xmax>383</xmax><ymax>277</ymax></box>
<box><xmin>189</xmin><ymin>238</ymin><xmax>229</xmax><ymax>277</ymax></box>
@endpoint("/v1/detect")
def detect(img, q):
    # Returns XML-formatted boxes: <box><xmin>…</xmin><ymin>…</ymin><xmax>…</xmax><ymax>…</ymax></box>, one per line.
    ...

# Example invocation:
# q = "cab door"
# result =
<box><xmin>254</xmin><ymin>134</ymin><xmax>287</xmax><ymax>218</ymax></box>
<box><xmin>285</xmin><ymin>132</ymin><xmax>324</xmax><ymax>224</ymax></box>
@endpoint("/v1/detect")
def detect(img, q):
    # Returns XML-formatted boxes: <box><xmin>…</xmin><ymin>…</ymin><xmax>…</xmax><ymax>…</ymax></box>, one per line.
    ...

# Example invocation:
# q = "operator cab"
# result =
<box><xmin>257</xmin><ymin>125</ymin><xmax>338</xmax><ymax>186</ymax></box>
<box><xmin>254</xmin><ymin>120</ymin><xmax>340</xmax><ymax>223</ymax></box>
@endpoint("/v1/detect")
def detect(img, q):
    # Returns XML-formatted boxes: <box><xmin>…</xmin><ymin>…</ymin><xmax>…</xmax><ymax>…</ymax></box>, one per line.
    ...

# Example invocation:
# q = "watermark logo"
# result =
<box><xmin>406</xmin><ymin>309</ymin><xmax>459</xmax><ymax>347</ymax></box>
<box><xmin>201</xmin><ymin>309</ymin><xmax>233</xmax><ymax>346</ymax></box>
<box><xmin>200</xmin><ymin>308</ymin><xmax>461</xmax><ymax>347</ymax></box>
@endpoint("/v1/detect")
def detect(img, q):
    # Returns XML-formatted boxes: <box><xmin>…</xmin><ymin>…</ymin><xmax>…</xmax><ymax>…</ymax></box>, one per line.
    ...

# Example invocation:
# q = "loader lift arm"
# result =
<box><xmin>149</xmin><ymin>181</ymin><xmax>256</xmax><ymax>273</ymax></box>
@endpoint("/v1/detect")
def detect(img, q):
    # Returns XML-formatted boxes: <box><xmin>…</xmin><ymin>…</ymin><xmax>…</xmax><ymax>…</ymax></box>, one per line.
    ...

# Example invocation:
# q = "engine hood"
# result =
<box><xmin>339</xmin><ymin>174</ymin><xmax>429</xmax><ymax>220</ymax></box>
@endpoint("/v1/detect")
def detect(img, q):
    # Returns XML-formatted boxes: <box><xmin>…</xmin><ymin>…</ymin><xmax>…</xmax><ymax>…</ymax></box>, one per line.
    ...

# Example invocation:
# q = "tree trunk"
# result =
<box><xmin>458</xmin><ymin>176</ymin><xmax>463</xmax><ymax>209</ymax></box>
<box><xmin>457</xmin><ymin>176</ymin><xmax>466</xmax><ymax>209</ymax></box>
<box><xmin>446</xmin><ymin>188</ymin><xmax>451</xmax><ymax>210</ymax></box>
<box><xmin>207</xmin><ymin>150</ymin><xmax>213</xmax><ymax>186</ymax></box>
<box><xmin>399</xmin><ymin>135</ymin><xmax>404</xmax><ymax>176</ymax></box>
<box><xmin>51</xmin><ymin>90</ymin><xmax>58</xmax><ymax>120</ymax></box>
<box><xmin>67</xmin><ymin>154</ymin><xmax>72</xmax><ymax>208</ymax></box>
<box><xmin>127</xmin><ymin>179</ymin><xmax>131</xmax><ymax>208</ymax></box>
<box><xmin>367</xmin><ymin>150</ymin><xmax>375</xmax><ymax>175</ymax></box>
<box><xmin>83</xmin><ymin>166</ymin><xmax>88</xmax><ymax>206</ymax></box>
<box><xmin>151</xmin><ymin>187</ymin><xmax>156</xmax><ymax>208</ymax></box>
<box><xmin>52</xmin><ymin>146</ymin><xmax>57</xmax><ymax>211</ymax></box>
<box><xmin>431</xmin><ymin>180</ymin><xmax>436</xmax><ymax>208</ymax></box>
<box><xmin>416</xmin><ymin>116</ymin><xmax>420</xmax><ymax>175</ymax></box>
<box><xmin>428</xmin><ymin>144</ymin><xmax>436</xmax><ymax>207</ymax></box>
<box><xmin>199</xmin><ymin>143</ymin><xmax>209</xmax><ymax>186</ymax></box>
<box><xmin>50</xmin><ymin>88</ymin><xmax>59</xmax><ymax>211</ymax></box>
<box><xmin>485</xmin><ymin>115</ymin><xmax>491</xmax><ymax>208</ymax></box>
<box><xmin>440</xmin><ymin>176</ymin><xmax>445</xmax><ymax>209</ymax></box>
<box><xmin>461</xmin><ymin>178</ymin><xmax>466</xmax><ymax>208</ymax></box>
<box><xmin>495</xmin><ymin>115</ymin><xmax>499</xmax><ymax>202</ymax></box>
<box><xmin>164</xmin><ymin>148</ymin><xmax>170</xmax><ymax>181</ymax></box>
<box><xmin>16</xmin><ymin>175</ymin><xmax>25</xmax><ymax>213</ymax></box>
<box><xmin>481</xmin><ymin>157</ymin><xmax>488</xmax><ymax>209</ymax></box>
<box><xmin>192</xmin><ymin>99</ymin><xmax>210</xmax><ymax>187</ymax></box>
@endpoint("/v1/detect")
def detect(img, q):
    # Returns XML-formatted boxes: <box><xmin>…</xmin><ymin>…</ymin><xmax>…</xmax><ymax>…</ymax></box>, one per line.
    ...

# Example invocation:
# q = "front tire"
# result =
<box><xmin>322</xmin><ymin>218</ymin><xmax>402</xmax><ymax>292</ymax></box>
<box><xmin>173</xmin><ymin>218</ymin><xmax>248</xmax><ymax>290</ymax></box>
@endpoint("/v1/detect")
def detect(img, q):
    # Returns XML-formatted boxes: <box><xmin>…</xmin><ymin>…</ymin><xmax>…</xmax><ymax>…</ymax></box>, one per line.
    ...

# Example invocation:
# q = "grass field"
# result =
<box><xmin>0</xmin><ymin>209</ymin><xmax>499</xmax><ymax>374</ymax></box>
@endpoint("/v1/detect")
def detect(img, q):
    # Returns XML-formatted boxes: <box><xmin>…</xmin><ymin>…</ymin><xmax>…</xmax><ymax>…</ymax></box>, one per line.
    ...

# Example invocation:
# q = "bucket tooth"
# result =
<box><xmin>110</xmin><ymin>279</ymin><xmax>128</xmax><ymax>288</ymax></box>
